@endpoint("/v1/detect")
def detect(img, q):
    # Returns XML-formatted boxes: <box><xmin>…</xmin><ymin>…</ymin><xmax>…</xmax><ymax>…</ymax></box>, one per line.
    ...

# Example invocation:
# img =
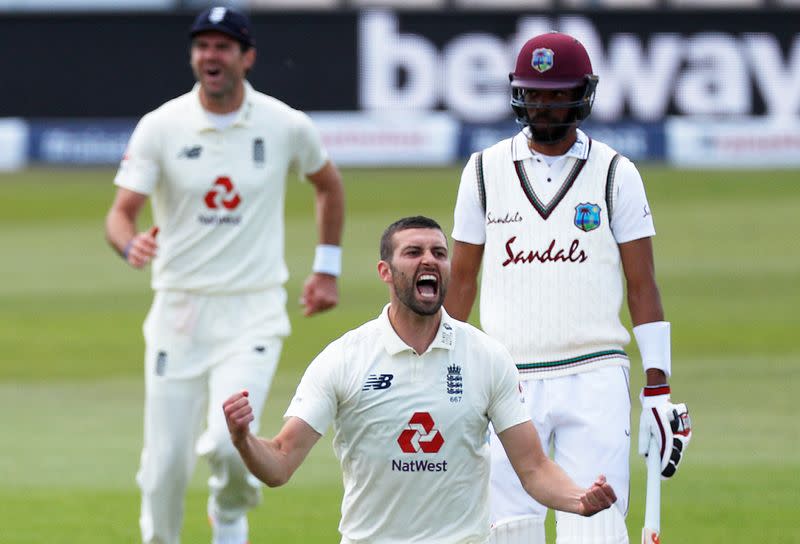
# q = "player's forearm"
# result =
<box><xmin>105</xmin><ymin>208</ymin><xmax>138</xmax><ymax>257</ymax></box>
<box><xmin>316</xmin><ymin>188</ymin><xmax>344</xmax><ymax>247</ymax></box>
<box><xmin>445</xmin><ymin>241</ymin><xmax>483</xmax><ymax>321</ymax></box>
<box><xmin>106</xmin><ymin>188</ymin><xmax>149</xmax><ymax>257</ymax></box>
<box><xmin>519</xmin><ymin>457</ymin><xmax>586</xmax><ymax>515</ymax></box>
<box><xmin>233</xmin><ymin>433</ymin><xmax>293</xmax><ymax>488</ymax></box>
<box><xmin>620</xmin><ymin>237</ymin><xmax>664</xmax><ymax>326</ymax></box>
<box><xmin>314</xmin><ymin>174</ymin><xmax>344</xmax><ymax>246</ymax></box>
<box><xmin>443</xmin><ymin>279</ymin><xmax>477</xmax><ymax>321</ymax></box>
<box><xmin>627</xmin><ymin>283</ymin><xmax>664</xmax><ymax>326</ymax></box>
<box><xmin>444</xmin><ymin>267</ymin><xmax>478</xmax><ymax>321</ymax></box>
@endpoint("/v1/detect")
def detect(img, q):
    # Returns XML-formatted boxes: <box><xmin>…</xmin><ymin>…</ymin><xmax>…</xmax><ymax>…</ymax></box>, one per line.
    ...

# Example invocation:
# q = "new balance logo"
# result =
<box><xmin>177</xmin><ymin>145</ymin><xmax>202</xmax><ymax>159</ymax></box>
<box><xmin>362</xmin><ymin>373</ymin><xmax>394</xmax><ymax>391</ymax></box>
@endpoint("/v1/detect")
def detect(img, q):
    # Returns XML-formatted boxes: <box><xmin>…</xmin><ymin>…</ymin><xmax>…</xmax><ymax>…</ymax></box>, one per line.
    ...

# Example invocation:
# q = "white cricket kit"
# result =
<box><xmin>453</xmin><ymin>129</ymin><xmax>657</xmax><ymax>539</ymax></box>
<box><xmin>453</xmin><ymin>129</ymin><xmax>655</xmax><ymax>379</ymax></box>
<box><xmin>285</xmin><ymin>306</ymin><xmax>529</xmax><ymax>544</ymax></box>
<box><xmin>115</xmin><ymin>82</ymin><xmax>329</xmax><ymax>544</ymax></box>
<box><xmin>115</xmin><ymin>81</ymin><xmax>328</xmax><ymax>294</ymax></box>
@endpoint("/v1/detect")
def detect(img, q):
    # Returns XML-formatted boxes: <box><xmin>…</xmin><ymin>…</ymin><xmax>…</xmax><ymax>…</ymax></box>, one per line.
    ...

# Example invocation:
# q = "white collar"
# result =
<box><xmin>189</xmin><ymin>80</ymin><xmax>255</xmax><ymax>132</ymax></box>
<box><xmin>377</xmin><ymin>303</ymin><xmax>457</xmax><ymax>355</ymax></box>
<box><xmin>511</xmin><ymin>127</ymin><xmax>591</xmax><ymax>162</ymax></box>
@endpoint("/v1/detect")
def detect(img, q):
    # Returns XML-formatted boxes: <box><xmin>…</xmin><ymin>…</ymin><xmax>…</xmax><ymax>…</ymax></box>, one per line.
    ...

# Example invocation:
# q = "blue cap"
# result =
<box><xmin>190</xmin><ymin>6</ymin><xmax>254</xmax><ymax>48</ymax></box>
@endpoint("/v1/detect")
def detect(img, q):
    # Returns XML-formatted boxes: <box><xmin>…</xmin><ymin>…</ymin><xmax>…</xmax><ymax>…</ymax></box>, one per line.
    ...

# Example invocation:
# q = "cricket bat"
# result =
<box><xmin>642</xmin><ymin>437</ymin><xmax>661</xmax><ymax>544</ymax></box>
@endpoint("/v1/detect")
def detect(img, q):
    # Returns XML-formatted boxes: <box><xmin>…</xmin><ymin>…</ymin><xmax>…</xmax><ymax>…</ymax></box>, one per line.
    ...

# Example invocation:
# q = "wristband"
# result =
<box><xmin>640</xmin><ymin>384</ymin><xmax>671</xmax><ymax>407</ymax></box>
<box><xmin>312</xmin><ymin>244</ymin><xmax>341</xmax><ymax>277</ymax></box>
<box><xmin>633</xmin><ymin>321</ymin><xmax>671</xmax><ymax>378</ymax></box>
<box><xmin>122</xmin><ymin>239</ymin><xmax>134</xmax><ymax>260</ymax></box>
<box><xmin>643</xmin><ymin>384</ymin><xmax>670</xmax><ymax>397</ymax></box>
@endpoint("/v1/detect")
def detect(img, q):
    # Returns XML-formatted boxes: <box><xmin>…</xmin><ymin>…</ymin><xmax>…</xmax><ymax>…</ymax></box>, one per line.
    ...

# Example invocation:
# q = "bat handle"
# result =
<box><xmin>642</xmin><ymin>437</ymin><xmax>662</xmax><ymax>543</ymax></box>
<box><xmin>642</xmin><ymin>528</ymin><xmax>660</xmax><ymax>544</ymax></box>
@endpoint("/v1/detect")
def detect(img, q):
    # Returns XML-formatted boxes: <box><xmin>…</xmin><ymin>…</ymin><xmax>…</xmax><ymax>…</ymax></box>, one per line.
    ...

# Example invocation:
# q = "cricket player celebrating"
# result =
<box><xmin>104</xmin><ymin>7</ymin><xmax>344</xmax><ymax>544</ymax></box>
<box><xmin>445</xmin><ymin>33</ymin><xmax>692</xmax><ymax>543</ymax></box>
<box><xmin>223</xmin><ymin>216</ymin><xmax>617</xmax><ymax>544</ymax></box>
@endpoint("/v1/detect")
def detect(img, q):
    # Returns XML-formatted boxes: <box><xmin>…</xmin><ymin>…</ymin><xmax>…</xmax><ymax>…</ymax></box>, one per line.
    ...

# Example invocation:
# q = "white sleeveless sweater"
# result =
<box><xmin>476</xmin><ymin>136</ymin><xmax>630</xmax><ymax>379</ymax></box>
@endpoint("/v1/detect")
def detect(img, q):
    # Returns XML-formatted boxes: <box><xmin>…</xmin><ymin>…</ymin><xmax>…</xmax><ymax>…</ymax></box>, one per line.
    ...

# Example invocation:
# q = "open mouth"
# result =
<box><xmin>416</xmin><ymin>273</ymin><xmax>439</xmax><ymax>299</ymax></box>
<box><xmin>205</xmin><ymin>67</ymin><xmax>222</xmax><ymax>80</ymax></box>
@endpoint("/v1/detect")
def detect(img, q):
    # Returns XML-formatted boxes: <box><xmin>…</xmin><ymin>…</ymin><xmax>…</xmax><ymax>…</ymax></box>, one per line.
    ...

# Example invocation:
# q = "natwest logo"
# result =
<box><xmin>397</xmin><ymin>412</ymin><xmax>444</xmax><ymax>454</ymax></box>
<box><xmin>204</xmin><ymin>176</ymin><xmax>241</xmax><ymax>210</ymax></box>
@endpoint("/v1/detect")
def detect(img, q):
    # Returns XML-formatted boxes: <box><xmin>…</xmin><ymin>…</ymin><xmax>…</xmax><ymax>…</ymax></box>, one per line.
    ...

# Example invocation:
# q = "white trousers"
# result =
<box><xmin>137</xmin><ymin>290</ymin><xmax>286</xmax><ymax>544</ymax></box>
<box><xmin>490</xmin><ymin>366</ymin><xmax>631</xmax><ymax>538</ymax></box>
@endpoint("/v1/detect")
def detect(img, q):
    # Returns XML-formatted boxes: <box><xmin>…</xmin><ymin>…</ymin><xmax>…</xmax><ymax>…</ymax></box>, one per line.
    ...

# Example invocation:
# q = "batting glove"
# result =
<box><xmin>638</xmin><ymin>385</ymin><xmax>692</xmax><ymax>478</ymax></box>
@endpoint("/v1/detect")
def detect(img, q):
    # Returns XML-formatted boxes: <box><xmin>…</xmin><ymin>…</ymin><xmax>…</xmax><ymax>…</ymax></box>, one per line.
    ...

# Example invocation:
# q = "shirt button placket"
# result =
<box><xmin>411</xmin><ymin>352</ymin><xmax>421</xmax><ymax>383</ymax></box>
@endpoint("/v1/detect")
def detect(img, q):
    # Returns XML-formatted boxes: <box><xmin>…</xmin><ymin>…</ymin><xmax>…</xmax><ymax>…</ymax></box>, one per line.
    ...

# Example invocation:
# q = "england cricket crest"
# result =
<box><xmin>574</xmin><ymin>203</ymin><xmax>601</xmax><ymax>232</ymax></box>
<box><xmin>155</xmin><ymin>350</ymin><xmax>167</xmax><ymax>376</ymax></box>
<box><xmin>447</xmin><ymin>364</ymin><xmax>463</xmax><ymax>403</ymax></box>
<box><xmin>531</xmin><ymin>48</ymin><xmax>554</xmax><ymax>73</ymax></box>
<box><xmin>253</xmin><ymin>138</ymin><xmax>265</xmax><ymax>167</ymax></box>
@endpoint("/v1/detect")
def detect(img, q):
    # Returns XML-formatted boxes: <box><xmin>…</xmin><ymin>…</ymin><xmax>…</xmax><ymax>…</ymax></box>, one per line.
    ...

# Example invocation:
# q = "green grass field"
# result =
<box><xmin>1</xmin><ymin>166</ymin><xmax>798</xmax><ymax>543</ymax></box>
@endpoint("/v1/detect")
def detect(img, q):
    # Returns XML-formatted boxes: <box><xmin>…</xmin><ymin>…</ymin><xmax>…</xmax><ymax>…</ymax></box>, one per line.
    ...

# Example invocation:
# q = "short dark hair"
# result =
<box><xmin>190</xmin><ymin>36</ymin><xmax>252</xmax><ymax>54</ymax></box>
<box><xmin>379</xmin><ymin>216</ymin><xmax>445</xmax><ymax>262</ymax></box>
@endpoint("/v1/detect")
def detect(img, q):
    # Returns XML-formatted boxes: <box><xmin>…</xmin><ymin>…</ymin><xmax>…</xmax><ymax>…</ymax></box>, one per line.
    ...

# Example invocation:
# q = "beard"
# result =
<box><xmin>528</xmin><ymin>111</ymin><xmax>575</xmax><ymax>144</ymax></box>
<box><xmin>528</xmin><ymin>122</ymin><xmax>572</xmax><ymax>144</ymax></box>
<box><xmin>391</xmin><ymin>265</ymin><xmax>448</xmax><ymax>316</ymax></box>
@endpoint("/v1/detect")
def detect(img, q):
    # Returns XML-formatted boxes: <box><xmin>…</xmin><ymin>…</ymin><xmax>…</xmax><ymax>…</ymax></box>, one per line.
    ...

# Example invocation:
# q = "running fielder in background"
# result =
<box><xmin>223</xmin><ymin>216</ymin><xmax>617</xmax><ymax>544</ymax></box>
<box><xmin>445</xmin><ymin>32</ymin><xmax>692</xmax><ymax>543</ymax></box>
<box><xmin>104</xmin><ymin>6</ymin><xmax>344</xmax><ymax>544</ymax></box>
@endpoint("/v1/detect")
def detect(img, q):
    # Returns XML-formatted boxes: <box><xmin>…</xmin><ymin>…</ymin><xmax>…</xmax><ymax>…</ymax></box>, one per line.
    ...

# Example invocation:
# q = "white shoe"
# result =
<box><xmin>208</xmin><ymin>510</ymin><xmax>248</xmax><ymax>544</ymax></box>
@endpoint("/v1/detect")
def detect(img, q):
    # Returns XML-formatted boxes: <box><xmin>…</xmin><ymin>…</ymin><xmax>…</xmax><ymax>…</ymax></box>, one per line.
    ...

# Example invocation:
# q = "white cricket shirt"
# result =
<box><xmin>453</xmin><ymin>129</ymin><xmax>656</xmax><ymax>378</ymax></box>
<box><xmin>284</xmin><ymin>305</ymin><xmax>529</xmax><ymax>543</ymax></box>
<box><xmin>454</xmin><ymin>129</ymin><xmax>655</xmax><ymax>246</ymax></box>
<box><xmin>114</xmin><ymin>81</ymin><xmax>328</xmax><ymax>294</ymax></box>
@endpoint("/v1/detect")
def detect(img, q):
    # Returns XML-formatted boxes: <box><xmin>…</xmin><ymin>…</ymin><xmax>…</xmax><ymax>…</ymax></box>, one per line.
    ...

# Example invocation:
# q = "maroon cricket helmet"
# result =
<box><xmin>509</xmin><ymin>32</ymin><xmax>599</xmax><ymax>143</ymax></box>
<box><xmin>510</xmin><ymin>32</ymin><xmax>595</xmax><ymax>89</ymax></box>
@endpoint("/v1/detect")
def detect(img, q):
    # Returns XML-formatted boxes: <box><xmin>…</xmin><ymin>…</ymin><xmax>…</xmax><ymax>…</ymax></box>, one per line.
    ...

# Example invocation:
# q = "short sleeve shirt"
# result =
<box><xmin>285</xmin><ymin>306</ymin><xmax>528</xmax><ymax>543</ymax></box>
<box><xmin>453</xmin><ymin>129</ymin><xmax>655</xmax><ymax>246</ymax></box>
<box><xmin>114</xmin><ymin>82</ymin><xmax>328</xmax><ymax>293</ymax></box>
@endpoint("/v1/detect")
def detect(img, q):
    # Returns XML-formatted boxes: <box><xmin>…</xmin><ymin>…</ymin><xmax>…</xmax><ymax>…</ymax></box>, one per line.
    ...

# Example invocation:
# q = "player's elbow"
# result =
<box><xmin>262</xmin><ymin>469</ymin><xmax>292</xmax><ymax>488</ymax></box>
<box><xmin>256</xmin><ymin>456</ymin><xmax>295</xmax><ymax>488</ymax></box>
<box><xmin>263</xmin><ymin>476</ymin><xmax>287</xmax><ymax>488</ymax></box>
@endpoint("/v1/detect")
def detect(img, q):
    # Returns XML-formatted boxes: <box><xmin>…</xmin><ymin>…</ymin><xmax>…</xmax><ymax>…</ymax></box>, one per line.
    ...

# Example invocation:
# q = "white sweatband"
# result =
<box><xmin>312</xmin><ymin>244</ymin><xmax>341</xmax><ymax>277</ymax></box>
<box><xmin>633</xmin><ymin>321</ymin><xmax>671</xmax><ymax>377</ymax></box>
